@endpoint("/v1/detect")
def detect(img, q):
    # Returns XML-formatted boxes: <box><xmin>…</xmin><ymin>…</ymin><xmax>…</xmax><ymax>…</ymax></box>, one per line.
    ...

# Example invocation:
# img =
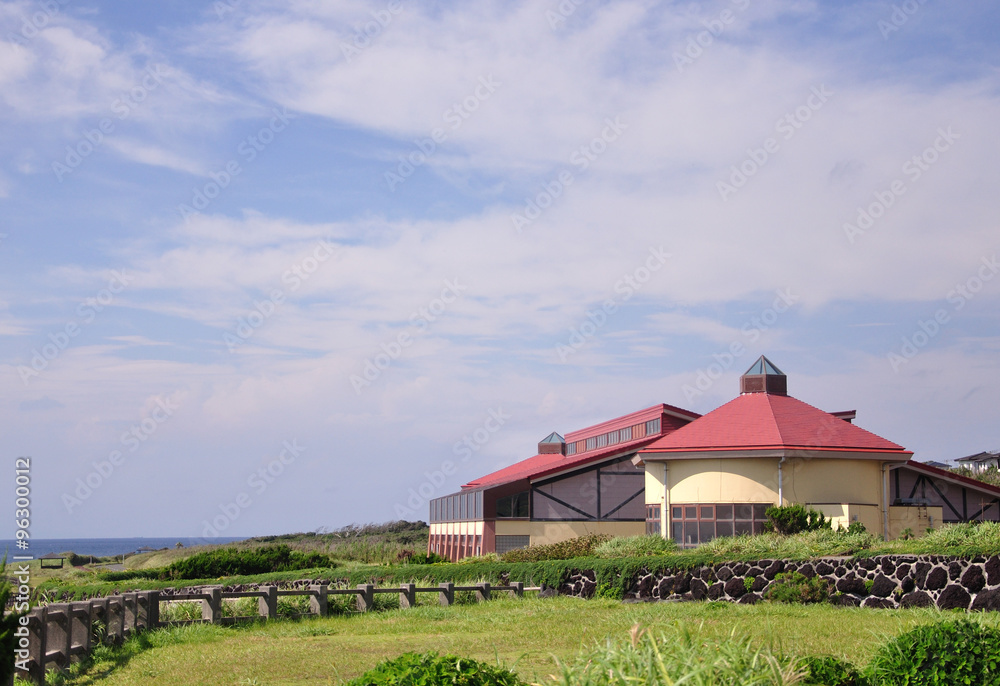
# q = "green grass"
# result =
<box><xmin>29</xmin><ymin>596</ymin><xmax>1000</xmax><ymax>686</ymax></box>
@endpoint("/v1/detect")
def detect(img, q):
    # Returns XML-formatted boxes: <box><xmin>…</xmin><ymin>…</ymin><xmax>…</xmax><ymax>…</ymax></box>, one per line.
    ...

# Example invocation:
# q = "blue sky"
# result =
<box><xmin>2</xmin><ymin>0</ymin><xmax>999</xmax><ymax>538</ymax></box>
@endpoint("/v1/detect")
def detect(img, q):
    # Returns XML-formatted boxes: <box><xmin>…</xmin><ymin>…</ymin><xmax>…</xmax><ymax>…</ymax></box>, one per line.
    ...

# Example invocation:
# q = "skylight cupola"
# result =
<box><xmin>740</xmin><ymin>355</ymin><xmax>787</xmax><ymax>395</ymax></box>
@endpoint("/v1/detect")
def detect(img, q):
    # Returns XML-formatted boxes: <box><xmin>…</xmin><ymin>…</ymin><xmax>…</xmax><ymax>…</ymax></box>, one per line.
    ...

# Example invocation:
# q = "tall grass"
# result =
<box><xmin>550</xmin><ymin>624</ymin><xmax>806</xmax><ymax>686</ymax></box>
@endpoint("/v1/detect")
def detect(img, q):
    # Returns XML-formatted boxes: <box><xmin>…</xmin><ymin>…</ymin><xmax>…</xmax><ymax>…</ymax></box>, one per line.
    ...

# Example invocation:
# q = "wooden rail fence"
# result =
<box><xmin>14</xmin><ymin>582</ymin><xmax>530</xmax><ymax>684</ymax></box>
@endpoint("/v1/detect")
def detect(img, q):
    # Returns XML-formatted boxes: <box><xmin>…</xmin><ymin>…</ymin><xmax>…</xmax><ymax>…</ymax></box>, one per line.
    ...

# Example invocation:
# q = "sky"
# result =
<box><xmin>1</xmin><ymin>0</ymin><xmax>999</xmax><ymax>539</ymax></box>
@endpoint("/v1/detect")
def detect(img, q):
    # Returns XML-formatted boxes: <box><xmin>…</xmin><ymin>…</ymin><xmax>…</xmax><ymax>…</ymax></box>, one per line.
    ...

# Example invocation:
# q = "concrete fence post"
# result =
<box><xmin>475</xmin><ymin>583</ymin><xmax>491</xmax><ymax>603</ymax></box>
<box><xmin>24</xmin><ymin>606</ymin><xmax>47</xmax><ymax>684</ymax></box>
<box><xmin>123</xmin><ymin>593</ymin><xmax>139</xmax><ymax>636</ymax></box>
<box><xmin>356</xmin><ymin>584</ymin><xmax>374</xmax><ymax>612</ymax></box>
<box><xmin>438</xmin><ymin>582</ymin><xmax>454</xmax><ymax>607</ymax></box>
<box><xmin>69</xmin><ymin>602</ymin><xmax>92</xmax><ymax>656</ymax></box>
<box><xmin>106</xmin><ymin>597</ymin><xmax>125</xmax><ymax>644</ymax></box>
<box><xmin>45</xmin><ymin>604</ymin><xmax>71</xmax><ymax>669</ymax></box>
<box><xmin>202</xmin><ymin>587</ymin><xmax>222</xmax><ymax>623</ymax></box>
<box><xmin>259</xmin><ymin>586</ymin><xmax>278</xmax><ymax>619</ymax></box>
<box><xmin>309</xmin><ymin>584</ymin><xmax>328</xmax><ymax>617</ymax></box>
<box><xmin>512</xmin><ymin>582</ymin><xmax>524</xmax><ymax>598</ymax></box>
<box><xmin>145</xmin><ymin>591</ymin><xmax>160</xmax><ymax>629</ymax></box>
<box><xmin>399</xmin><ymin>583</ymin><xmax>416</xmax><ymax>609</ymax></box>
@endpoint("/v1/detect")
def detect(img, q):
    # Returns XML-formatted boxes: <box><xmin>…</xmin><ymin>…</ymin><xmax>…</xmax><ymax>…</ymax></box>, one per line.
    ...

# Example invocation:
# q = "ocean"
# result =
<box><xmin>1</xmin><ymin>537</ymin><xmax>245</xmax><ymax>560</ymax></box>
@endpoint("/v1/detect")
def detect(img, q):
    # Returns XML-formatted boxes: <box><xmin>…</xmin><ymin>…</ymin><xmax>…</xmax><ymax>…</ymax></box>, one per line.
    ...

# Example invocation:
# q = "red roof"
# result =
<box><xmin>463</xmin><ymin>403</ymin><xmax>701</xmax><ymax>490</ymax></box>
<box><xmin>463</xmin><ymin>433</ymin><xmax>666</xmax><ymax>489</ymax></box>
<box><xmin>639</xmin><ymin>392</ymin><xmax>911</xmax><ymax>457</ymax></box>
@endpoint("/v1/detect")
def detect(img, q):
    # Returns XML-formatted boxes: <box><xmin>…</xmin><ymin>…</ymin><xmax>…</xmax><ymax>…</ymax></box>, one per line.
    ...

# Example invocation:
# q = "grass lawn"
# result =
<box><xmin>45</xmin><ymin>595</ymin><xmax>1000</xmax><ymax>686</ymax></box>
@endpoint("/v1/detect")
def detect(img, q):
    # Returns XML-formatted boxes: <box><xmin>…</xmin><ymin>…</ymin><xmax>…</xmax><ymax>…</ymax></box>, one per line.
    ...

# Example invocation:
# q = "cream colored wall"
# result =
<box><xmin>889</xmin><ymin>505</ymin><xmax>942</xmax><ymax>539</ymax></box>
<box><xmin>526</xmin><ymin>521</ymin><xmax>644</xmax><ymax>546</ymax></box>
<box><xmin>494</xmin><ymin>520</ymin><xmax>532</xmax><ymax>536</ymax></box>
<box><xmin>785</xmin><ymin>459</ymin><xmax>882</xmax><ymax>505</ymax></box>
<box><xmin>667</xmin><ymin>458</ymin><xmax>780</xmax><ymax>504</ymax></box>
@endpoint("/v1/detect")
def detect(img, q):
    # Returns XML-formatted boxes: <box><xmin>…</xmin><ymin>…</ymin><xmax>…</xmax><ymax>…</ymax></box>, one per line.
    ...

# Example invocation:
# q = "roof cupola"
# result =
<box><xmin>740</xmin><ymin>355</ymin><xmax>787</xmax><ymax>395</ymax></box>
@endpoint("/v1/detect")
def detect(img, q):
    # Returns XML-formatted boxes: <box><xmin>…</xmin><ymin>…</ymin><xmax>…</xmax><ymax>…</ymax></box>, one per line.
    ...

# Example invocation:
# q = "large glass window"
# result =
<box><xmin>496</xmin><ymin>491</ymin><xmax>529</xmax><ymax>518</ymax></box>
<box><xmin>672</xmin><ymin>502</ymin><xmax>771</xmax><ymax>548</ymax></box>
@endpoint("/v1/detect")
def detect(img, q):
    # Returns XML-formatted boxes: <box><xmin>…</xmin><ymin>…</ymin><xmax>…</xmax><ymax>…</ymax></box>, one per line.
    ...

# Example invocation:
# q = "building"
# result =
<box><xmin>427</xmin><ymin>403</ymin><xmax>701</xmax><ymax>561</ymax></box>
<box><xmin>427</xmin><ymin>356</ymin><xmax>989</xmax><ymax>559</ymax></box>
<box><xmin>954</xmin><ymin>451</ymin><xmax>1000</xmax><ymax>473</ymax></box>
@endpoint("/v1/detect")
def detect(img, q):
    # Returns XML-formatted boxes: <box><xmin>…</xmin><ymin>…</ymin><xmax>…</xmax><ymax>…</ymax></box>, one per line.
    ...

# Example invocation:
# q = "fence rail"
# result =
<box><xmin>14</xmin><ymin>582</ymin><xmax>532</xmax><ymax>684</ymax></box>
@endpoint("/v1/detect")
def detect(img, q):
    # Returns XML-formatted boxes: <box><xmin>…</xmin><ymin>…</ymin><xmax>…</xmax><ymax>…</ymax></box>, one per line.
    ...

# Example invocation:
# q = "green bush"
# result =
<box><xmin>765</xmin><ymin>571</ymin><xmax>830</xmax><ymax>604</ymax></box>
<box><xmin>801</xmin><ymin>655</ymin><xmax>868</xmax><ymax>686</ymax></box>
<box><xmin>867</xmin><ymin>619</ymin><xmax>1000</xmax><ymax>686</ymax></box>
<box><xmin>765</xmin><ymin>505</ymin><xmax>830</xmax><ymax>535</ymax></box>
<box><xmin>164</xmin><ymin>544</ymin><xmax>334</xmax><ymax>580</ymax></box>
<box><xmin>593</xmin><ymin>535</ymin><xmax>677</xmax><ymax>558</ymax></box>
<box><xmin>345</xmin><ymin>651</ymin><xmax>525</xmax><ymax>686</ymax></box>
<box><xmin>501</xmin><ymin>534</ymin><xmax>611</xmax><ymax>562</ymax></box>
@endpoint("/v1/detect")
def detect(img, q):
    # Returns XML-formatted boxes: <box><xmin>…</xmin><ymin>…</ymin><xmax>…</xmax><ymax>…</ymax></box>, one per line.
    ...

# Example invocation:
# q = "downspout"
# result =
<box><xmin>882</xmin><ymin>462</ymin><xmax>890</xmax><ymax>541</ymax></box>
<box><xmin>778</xmin><ymin>457</ymin><xmax>785</xmax><ymax>506</ymax></box>
<box><xmin>663</xmin><ymin>463</ymin><xmax>670</xmax><ymax>540</ymax></box>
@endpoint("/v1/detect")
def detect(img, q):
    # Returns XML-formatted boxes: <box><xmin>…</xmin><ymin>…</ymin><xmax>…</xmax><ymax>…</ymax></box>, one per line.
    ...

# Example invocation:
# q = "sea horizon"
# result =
<box><xmin>2</xmin><ymin>536</ymin><xmax>246</xmax><ymax>559</ymax></box>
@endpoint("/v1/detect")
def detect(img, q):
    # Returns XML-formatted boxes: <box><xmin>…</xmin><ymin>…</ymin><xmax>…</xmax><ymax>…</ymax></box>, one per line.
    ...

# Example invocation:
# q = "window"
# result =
<box><xmin>566</xmin><ymin>442</ymin><xmax>577</xmax><ymax>456</ymax></box>
<box><xmin>496</xmin><ymin>491</ymin><xmax>529</xmax><ymax>518</ymax></box>
<box><xmin>620</xmin><ymin>426</ymin><xmax>633</xmax><ymax>442</ymax></box>
<box><xmin>645</xmin><ymin>504</ymin><xmax>661</xmax><ymax>535</ymax></box>
<box><xmin>495</xmin><ymin>535</ymin><xmax>530</xmax><ymax>554</ymax></box>
<box><xmin>586</xmin><ymin>437</ymin><xmax>597</xmax><ymax>450</ymax></box>
<box><xmin>672</xmin><ymin>502</ymin><xmax>771</xmax><ymax>548</ymax></box>
<box><xmin>646</xmin><ymin>418</ymin><xmax>661</xmax><ymax>435</ymax></box>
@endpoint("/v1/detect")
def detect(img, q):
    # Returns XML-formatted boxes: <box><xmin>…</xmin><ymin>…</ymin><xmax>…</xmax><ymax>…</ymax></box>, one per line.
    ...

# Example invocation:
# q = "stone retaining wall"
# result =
<box><xmin>560</xmin><ymin>555</ymin><xmax>1000</xmax><ymax>611</ymax></box>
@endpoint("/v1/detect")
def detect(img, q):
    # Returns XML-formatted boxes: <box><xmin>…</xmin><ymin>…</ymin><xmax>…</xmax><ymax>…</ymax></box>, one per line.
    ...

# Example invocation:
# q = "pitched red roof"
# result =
<box><xmin>639</xmin><ymin>392</ymin><xmax>911</xmax><ymax>456</ymax></box>
<box><xmin>462</xmin><ymin>403</ymin><xmax>700</xmax><ymax>490</ymax></box>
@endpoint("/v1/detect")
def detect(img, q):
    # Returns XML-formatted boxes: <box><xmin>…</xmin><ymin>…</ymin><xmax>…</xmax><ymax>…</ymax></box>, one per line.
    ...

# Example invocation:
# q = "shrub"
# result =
<box><xmin>345</xmin><ymin>651</ymin><xmax>525</xmax><ymax>686</ymax></box>
<box><xmin>164</xmin><ymin>544</ymin><xmax>334</xmax><ymax>580</ymax></box>
<box><xmin>801</xmin><ymin>655</ymin><xmax>868</xmax><ymax>686</ymax></box>
<box><xmin>593</xmin><ymin>535</ymin><xmax>677</xmax><ymax>558</ymax></box>
<box><xmin>867</xmin><ymin>619</ymin><xmax>1000</xmax><ymax>686</ymax></box>
<box><xmin>501</xmin><ymin>534</ymin><xmax>611</xmax><ymax>562</ymax></box>
<box><xmin>765</xmin><ymin>571</ymin><xmax>830</xmax><ymax>604</ymax></box>
<box><xmin>765</xmin><ymin>505</ymin><xmax>830</xmax><ymax>535</ymax></box>
<box><xmin>395</xmin><ymin>550</ymin><xmax>445</xmax><ymax>565</ymax></box>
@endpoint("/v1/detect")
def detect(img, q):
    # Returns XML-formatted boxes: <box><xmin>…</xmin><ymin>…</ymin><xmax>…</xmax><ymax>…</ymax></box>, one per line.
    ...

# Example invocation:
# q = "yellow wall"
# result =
<box><xmin>784</xmin><ymin>458</ymin><xmax>882</xmax><ymax>505</ymax></box>
<box><xmin>523</xmin><ymin>521</ymin><xmax>644</xmax><ymax>546</ymax></box>
<box><xmin>667</xmin><ymin>458</ymin><xmax>779</xmax><ymax>504</ymax></box>
<box><xmin>889</xmin><ymin>505</ymin><xmax>942</xmax><ymax>539</ymax></box>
